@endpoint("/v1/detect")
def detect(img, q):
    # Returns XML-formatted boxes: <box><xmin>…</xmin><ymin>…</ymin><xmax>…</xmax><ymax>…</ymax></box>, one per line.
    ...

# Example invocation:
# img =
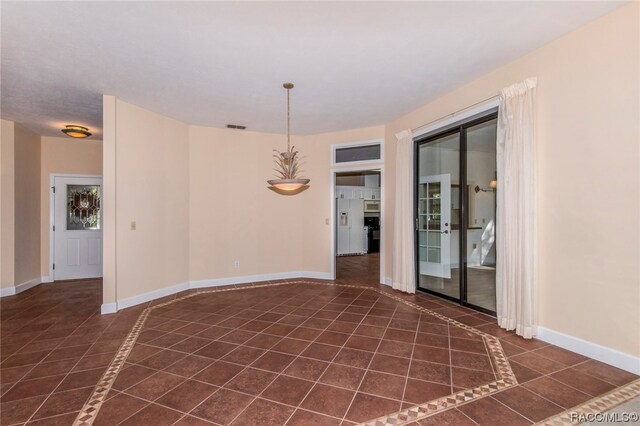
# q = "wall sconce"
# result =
<box><xmin>475</xmin><ymin>179</ymin><xmax>497</xmax><ymax>193</ymax></box>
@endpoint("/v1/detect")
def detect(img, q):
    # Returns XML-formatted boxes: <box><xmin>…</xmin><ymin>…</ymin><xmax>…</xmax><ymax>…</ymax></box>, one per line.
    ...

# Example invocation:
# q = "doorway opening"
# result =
<box><xmin>49</xmin><ymin>174</ymin><xmax>104</xmax><ymax>281</ymax></box>
<box><xmin>415</xmin><ymin>112</ymin><xmax>497</xmax><ymax>315</ymax></box>
<box><xmin>334</xmin><ymin>169</ymin><xmax>382</xmax><ymax>284</ymax></box>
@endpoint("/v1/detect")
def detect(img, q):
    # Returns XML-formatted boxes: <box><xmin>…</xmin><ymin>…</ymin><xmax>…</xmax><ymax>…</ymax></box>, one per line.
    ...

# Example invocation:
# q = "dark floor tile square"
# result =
<box><xmin>458</xmin><ymin>396</ymin><xmax>530</xmax><ymax>426</ymax></box>
<box><xmin>333</xmin><ymin>348</ymin><xmax>374</xmax><ymax>369</ymax></box>
<box><xmin>251</xmin><ymin>350</ymin><xmax>296</xmax><ymax>373</ymax></box>
<box><xmin>344</xmin><ymin>392</ymin><xmax>401</xmax><ymax>423</ymax></box>
<box><xmin>318</xmin><ymin>364</ymin><xmax>365</xmax><ymax>390</ymax></box>
<box><xmin>0</xmin><ymin>395</ymin><xmax>47</xmax><ymax>424</ymax></box>
<box><xmin>125</xmin><ymin>371</ymin><xmax>185</xmax><ymax>400</ymax></box>
<box><xmin>301</xmin><ymin>343</ymin><xmax>341</xmax><ymax>362</ymax></box>
<box><xmin>164</xmin><ymin>354</ymin><xmax>213</xmax><ymax>377</ymax></box>
<box><xmin>285</xmin><ymin>409</ymin><xmax>341</xmax><ymax>426</ymax></box>
<box><xmin>195</xmin><ymin>341</ymin><xmax>239</xmax><ymax>360</ymax></box>
<box><xmin>224</xmin><ymin>367</ymin><xmax>277</xmax><ymax>395</ymax></box>
<box><xmin>120</xmin><ymin>402</ymin><xmax>183</xmax><ymax>426</ymax></box>
<box><xmin>408</xmin><ymin>360</ymin><xmax>451</xmax><ymax>386</ymax></box>
<box><xmin>288</xmin><ymin>327</ymin><xmax>322</xmax><ymax>341</ymax></box>
<box><xmin>301</xmin><ymin>384</ymin><xmax>355</xmax><ymax>418</ymax></box>
<box><xmin>113</xmin><ymin>364</ymin><xmax>157</xmax><ymax>390</ymax></box>
<box><xmin>383</xmin><ymin>329</ymin><xmax>415</xmax><ymax>344</ymax></box>
<box><xmin>315</xmin><ymin>331</ymin><xmax>350</xmax><ymax>347</ymax></box>
<box><xmin>261</xmin><ymin>375</ymin><xmax>314</xmax><ymax>406</ymax></box>
<box><xmin>171</xmin><ymin>337</ymin><xmax>212</xmax><ymax>354</ymax></box>
<box><xmin>219</xmin><ymin>330</ymin><xmax>258</xmax><ymax>345</ymax></box>
<box><xmin>451</xmin><ymin>367</ymin><xmax>495</xmax><ymax>388</ymax></box>
<box><xmin>231</xmin><ymin>398</ymin><xmax>295</xmax><ymax>426</ymax></box>
<box><xmin>369</xmin><ymin>353</ymin><xmax>410</xmax><ymax>376</ymax></box>
<box><xmin>358</xmin><ymin>371</ymin><xmax>405</xmax><ymax>400</ymax></box>
<box><xmin>550</xmin><ymin>367</ymin><xmax>616</xmax><ymax>396</ymax></box>
<box><xmin>412</xmin><ymin>345</ymin><xmax>450</xmax><ymax>365</ymax></box>
<box><xmin>403</xmin><ymin>378</ymin><xmax>451</xmax><ymax>404</ymax></box>
<box><xmin>523</xmin><ymin>376</ymin><xmax>592</xmax><ymax>408</ymax></box>
<box><xmin>138</xmin><ymin>349</ymin><xmax>187</xmax><ymax>370</ymax></box>
<box><xmin>57</xmin><ymin>367</ymin><xmax>105</xmax><ymax>392</ymax></box>
<box><xmin>156</xmin><ymin>379</ymin><xmax>218</xmax><ymax>413</ymax></box>
<box><xmin>509</xmin><ymin>352</ymin><xmax>565</xmax><ymax>375</ymax></box>
<box><xmin>284</xmin><ymin>357</ymin><xmax>329</xmax><ymax>381</ymax></box>
<box><xmin>415</xmin><ymin>333</ymin><xmax>449</xmax><ymax>349</ymax></box>
<box><xmin>272</xmin><ymin>338</ymin><xmax>310</xmax><ymax>356</ymax></box>
<box><xmin>221</xmin><ymin>346</ymin><xmax>265</xmax><ymax>366</ymax></box>
<box><xmin>191</xmin><ymin>389</ymin><xmax>254</xmax><ymax>425</ymax></box>
<box><xmin>493</xmin><ymin>386</ymin><xmax>564</xmax><ymax>422</ymax></box>
<box><xmin>32</xmin><ymin>386</ymin><xmax>94</xmax><ymax>419</ymax></box>
<box><xmin>572</xmin><ymin>359</ymin><xmax>639</xmax><ymax>386</ymax></box>
<box><xmin>245</xmin><ymin>333</ymin><xmax>283</xmax><ymax>350</ymax></box>
<box><xmin>417</xmin><ymin>409</ymin><xmax>476</xmax><ymax>426</ymax></box>
<box><xmin>93</xmin><ymin>392</ymin><xmax>148</xmax><ymax>426</ymax></box>
<box><xmin>344</xmin><ymin>335</ymin><xmax>380</xmax><ymax>352</ymax></box>
<box><xmin>194</xmin><ymin>361</ymin><xmax>245</xmax><ymax>386</ymax></box>
<box><xmin>377</xmin><ymin>340</ymin><xmax>413</xmax><ymax>358</ymax></box>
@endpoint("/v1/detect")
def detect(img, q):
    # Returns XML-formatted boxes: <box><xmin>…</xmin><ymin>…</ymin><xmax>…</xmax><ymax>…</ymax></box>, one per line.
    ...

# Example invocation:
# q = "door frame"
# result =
<box><xmin>330</xmin><ymin>162</ymin><xmax>385</xmax><ymax>284</ymax></box>
<box><xmin>49</xmin><ymin>173</ymin><xmax>103</xmax><ymax>281</ymax></box>
<box><xmin>413</xmin><ymin>112</ymin><xmax>498</xmax><ymax>316</ymax></box>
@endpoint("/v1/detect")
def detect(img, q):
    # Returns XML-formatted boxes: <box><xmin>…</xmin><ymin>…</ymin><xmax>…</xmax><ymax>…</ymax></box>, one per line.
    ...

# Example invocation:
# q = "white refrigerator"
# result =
<box><xmin>337</xmin><ymin>198</ymin><xmax>365</xmax><ymax>255</ymax></box>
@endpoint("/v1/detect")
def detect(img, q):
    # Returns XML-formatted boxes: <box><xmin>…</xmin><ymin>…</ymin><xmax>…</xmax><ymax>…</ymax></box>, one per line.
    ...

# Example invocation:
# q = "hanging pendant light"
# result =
<box><xmin>267</xmin><ymin>83</ymin><xmax>310</xmax><ymax>191</ymax></box>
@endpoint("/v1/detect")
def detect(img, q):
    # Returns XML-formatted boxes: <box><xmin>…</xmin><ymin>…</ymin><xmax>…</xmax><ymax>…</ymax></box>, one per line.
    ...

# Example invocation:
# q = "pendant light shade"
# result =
<box><xmin>267</xmin><ymin>83</ymin><xmax>310</xmax><ymax>192</ymax></box>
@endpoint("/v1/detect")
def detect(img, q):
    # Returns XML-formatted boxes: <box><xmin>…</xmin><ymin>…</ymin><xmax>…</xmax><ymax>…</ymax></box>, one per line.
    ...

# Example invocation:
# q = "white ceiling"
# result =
<box><xmin>1</xmin><ymin>1</ymin><xmax>625</xmax><ymax>139</ymax></box>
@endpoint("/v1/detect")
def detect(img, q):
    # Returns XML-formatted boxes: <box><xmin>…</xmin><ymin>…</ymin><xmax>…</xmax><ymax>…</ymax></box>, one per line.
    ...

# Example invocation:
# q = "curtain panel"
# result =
<box><xmin>392</xmin><ymin>129</ymin><xmax>416</xmax><ymax>294</ymax></box>
<box><xmin>496</xmin><ymin>77</ymin><xmax>538</xmax><ymax>338</ymax></box>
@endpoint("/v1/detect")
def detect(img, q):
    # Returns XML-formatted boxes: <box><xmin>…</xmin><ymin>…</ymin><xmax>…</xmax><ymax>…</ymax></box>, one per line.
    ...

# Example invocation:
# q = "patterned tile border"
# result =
<box><xmin>535</xmin><ymin>378</ymin><xmax>640</xmax><ymax>426</ymax></box>
<box><xmin>73</xmin><ymin>280</ymin><xmax>637</xmax><ymax>426</ymax></box>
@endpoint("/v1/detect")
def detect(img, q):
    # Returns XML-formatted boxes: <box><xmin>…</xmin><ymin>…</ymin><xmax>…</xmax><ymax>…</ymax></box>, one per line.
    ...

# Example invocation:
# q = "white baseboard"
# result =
<box><xmin>0</xmin><ymin>286</ymin><xmax>16</xmax><ymax>297</ymax></box>
<box><xmin>537</xmin><ymin>326</ymin><xmax>640</xmax><ymax>375</ymax></box>
<box><xmin>41</xmin><ymin>275</ymin><xmax>53</xmax><ymax>283</ymax></box>
<box><xmin>0</xmin><ymin>276</ymin><xmax>44</xmax><ymax>298</ymax></box>
<box><xmin>190</xmin><ymin>271</ymin><xmax>331</xmax><ymax>289</ymax></box>
<box><xmin>101</xmin><ymin>303</ymin><xmax>117</xmax><ymax>314</ymax></box>
<box><xmin>117</xmin><ymin>281</ymin><xmax>190</xmax><ymax>311</ymax></box>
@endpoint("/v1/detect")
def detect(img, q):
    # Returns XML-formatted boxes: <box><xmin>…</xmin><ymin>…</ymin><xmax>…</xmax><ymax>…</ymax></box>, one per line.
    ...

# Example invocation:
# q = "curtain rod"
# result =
<box><xmin>411</xmin><ymin>94</ymin><xmax>500</xmax><ymax>134</ymax></box>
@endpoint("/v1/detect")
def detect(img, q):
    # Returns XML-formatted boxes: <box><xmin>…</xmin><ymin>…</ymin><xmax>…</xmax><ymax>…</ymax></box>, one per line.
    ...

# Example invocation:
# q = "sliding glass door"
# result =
<box><xmin>415</xmin><ymin>113</ymin><xmax>498</xmax><ymax>314</ymax></box>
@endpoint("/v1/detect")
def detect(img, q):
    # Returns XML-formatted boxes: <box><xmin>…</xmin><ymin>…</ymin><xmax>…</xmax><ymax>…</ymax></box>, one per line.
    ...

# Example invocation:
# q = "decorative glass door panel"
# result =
<box><xmin>417</xmin><ymin>133</ymin><xmax>459</xmax><ymax>299</ymax></box>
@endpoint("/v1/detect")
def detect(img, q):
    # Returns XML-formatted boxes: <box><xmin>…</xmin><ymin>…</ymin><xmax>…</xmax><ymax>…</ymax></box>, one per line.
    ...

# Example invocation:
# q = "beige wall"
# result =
<box><xmin>384</xmin><ymin>3</ymin><xmax>640</xmax><ymax>356</ymax></box>
<box><xmin>40</xmin><ymin>136</ymin><xmax>103</xmax><ymax>277</ymax></box>
<box><xmin>189</xmin><ymin>127</ymin><xmax>306</xmax><ymax>281</ymax></box>
<box><xmin>114</xmin><ymin>99</ymin><xmax>190</xmax><ymax>301</ymax></box>
<box><xmin>14</xmin><ymin>124</ymin><xmax>41</xmax><ymax>285</ymax></box>
<box><xmin>0</xmin><ymin>120</ymin><xmax>15</xmax><ymax>290</ymax></box>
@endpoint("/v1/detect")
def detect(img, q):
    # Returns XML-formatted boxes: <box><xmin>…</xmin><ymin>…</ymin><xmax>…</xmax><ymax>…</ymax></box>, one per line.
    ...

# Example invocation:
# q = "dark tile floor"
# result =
<box><xmin>1</xmin><ymin>265</ymin><xmax>638</xmax><ymax>425</ymax></box>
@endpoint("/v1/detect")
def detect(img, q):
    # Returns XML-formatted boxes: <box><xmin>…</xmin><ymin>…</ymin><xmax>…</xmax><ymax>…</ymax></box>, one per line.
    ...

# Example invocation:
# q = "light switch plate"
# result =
<box><xmin>131</xmin><ymin>221</ymin><xmax>136</xmax><ymax>230</ymax></box>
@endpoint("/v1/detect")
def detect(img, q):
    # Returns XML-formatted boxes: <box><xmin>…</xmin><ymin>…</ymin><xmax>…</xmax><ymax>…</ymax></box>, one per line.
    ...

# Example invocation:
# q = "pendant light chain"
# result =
<box><xmin>287</xmin><ymin>85</ymin><xmax>291</xmax><ymax>152</ymax></box>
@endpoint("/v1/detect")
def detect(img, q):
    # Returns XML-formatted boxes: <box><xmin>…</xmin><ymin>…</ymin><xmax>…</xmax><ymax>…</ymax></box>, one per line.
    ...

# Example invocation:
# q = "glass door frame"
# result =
<box><xmin>413</xmin><ymin>111</ymin><xmax>498</xmax><ymax>316</ymax></box>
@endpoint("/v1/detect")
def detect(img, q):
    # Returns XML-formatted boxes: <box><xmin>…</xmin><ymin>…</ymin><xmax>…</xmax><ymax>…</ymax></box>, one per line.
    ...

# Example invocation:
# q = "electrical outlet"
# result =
<box><xmin>482</xmin><ymin>218</ymin><xmax>486</xmax><ymax>224</ymax></box>
<box><xmin>325</xmin><ymin>218</ymin><xmax>329</xmax><ymax>225</ymax></box>
<box><xmin>131</xmin><ymin>221</ymin><xmax>136</xmax><ymax>230</ymax></box>
<box><xmin>473</xmin><ymin>243</ymin><xmax>477</xmax><ymax>249</ymax></box>
<box><xmin>234</xmin><ymin>260</ymin><xmax>240</xmax><ymax>268</ymax></box>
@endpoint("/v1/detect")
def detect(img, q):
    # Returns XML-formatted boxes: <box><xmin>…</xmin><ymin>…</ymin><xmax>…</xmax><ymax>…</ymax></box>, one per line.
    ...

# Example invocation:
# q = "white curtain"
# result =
<box><xmin>496</xmin><ymin>77</ymin><xmax>538</xmax><ymax>338</ymax></box>
<box><xmin>392</xmin><ymin>129</ymin><xmax>416</xmax><ymax>294</ymax></box>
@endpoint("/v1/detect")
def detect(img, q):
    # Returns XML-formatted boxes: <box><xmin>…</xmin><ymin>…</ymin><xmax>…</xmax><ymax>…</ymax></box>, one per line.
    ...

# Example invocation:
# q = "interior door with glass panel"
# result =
<box><xmin>418</xmin><ymin>174</ymin><xmax>451</xmax><ymax>279</ymax></box>
<box><xmin>54</xmin><ymin>176</ymin><xmax>103</xmax><ymax>280</ymax></box>
<box><xmin>416</xmin><ymin>132</ymin><xmax>460</xmax><ymax>300</ymax></box>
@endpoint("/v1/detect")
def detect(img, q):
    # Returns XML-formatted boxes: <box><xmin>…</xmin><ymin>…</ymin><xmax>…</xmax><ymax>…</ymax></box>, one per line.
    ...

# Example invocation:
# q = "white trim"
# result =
<box><xmin>0</xmin><ymin>276</ymin><xmax>44</xmax><ymax>298</ymax></box>
<box><xmin>412</xmin><ymin>98</ymin><xmax>501</xmax><ymax>139</ymax></box>
<box><xmin>101</xmin><ymin>303</ymin><xmax>117</xmax><ymax>314</ymax></box>
<box><xmin>330</xmin><ymin>159</ymin><xmax>385</xmax><ymax>284</ymax></box>
<box><xmin>191</xmin><ymin>271</ymin><xmax>332</xmax><ymax>289</ymax></box>
<box><xmin>331</xmin><ymin>139</ymin><xmax>384</xmax><ymax>167</ymax></box>
<box><xmin>0</xmin><ymin>287</ymin><xmax>16</xmax><ymax>297</ymax></box>
<box><xmin>537</xmin><ymin>326</ymin><xmax>640</xmax><ymax>375</ymax></box>
<box><xmin>117</xmin><ymin>281</ymin><xmax>190</xmax><ymax>310</ymax></box>
<box><xmin>111</xmin><ymin>271</ymin><xmax>333</xmax><ymax>311</ymax></box>
<box><xmin>49</xmin><ymin>173</ymin><xmax>104</xmax><ymax>281</ymax></box>
<box><xmin>41</xmin><ymin>275</ymin><xmax>53</xmax><ymax>283</ymax></box>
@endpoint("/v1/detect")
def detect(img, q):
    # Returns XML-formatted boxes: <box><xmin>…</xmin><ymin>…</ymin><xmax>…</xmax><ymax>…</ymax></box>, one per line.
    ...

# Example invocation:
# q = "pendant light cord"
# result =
<box><xmin>287</xmin><ymin>86</ymin><xmax>291</xmax><ymax>152</ymax></box>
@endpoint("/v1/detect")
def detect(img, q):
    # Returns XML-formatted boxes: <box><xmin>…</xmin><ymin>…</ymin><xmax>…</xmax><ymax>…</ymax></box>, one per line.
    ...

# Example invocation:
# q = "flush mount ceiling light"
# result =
<box><xmin>267</xmin><ymin>82</ymin><xmax>310</xmax><ymax>192</ymax></box>
<box><xmin>61</xmin><ymin>125</ymin><xmax>91</xmax><ymax>138</ymax></box>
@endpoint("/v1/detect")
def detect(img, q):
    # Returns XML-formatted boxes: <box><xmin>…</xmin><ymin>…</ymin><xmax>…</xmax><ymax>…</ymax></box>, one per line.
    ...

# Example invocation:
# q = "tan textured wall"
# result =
<box><xmin>115</xmin><ymin>99</ymin><xmax>190</xmax><ymax>301</ymax></box>
<box><xmin>0</xmin><ymin>120</ymin><xmax>15</xmax><ymax>290</ymax></box>
<box><xmin>188</xmin><ymin>126</ymin><xmax>305</xmax><ymax>281</ymax></box>
<box><xmin>14</xmin><ymin>124</ymin><xmax>41</xmax><ymax>285</ymax></box>
<box><xmin>384</xmin><ymin>3</ymin><xmax>640</xmax><ymax>356</ymax></box>
<box><xmin>40</xmin><ymin>136</ymin><xmax>103</xmax><ymax>277</ymax></box>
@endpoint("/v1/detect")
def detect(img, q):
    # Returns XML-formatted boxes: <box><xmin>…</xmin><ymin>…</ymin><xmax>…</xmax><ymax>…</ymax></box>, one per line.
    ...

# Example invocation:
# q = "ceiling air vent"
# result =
<box><xmin>226</xmin><ymin>124</ymin><xmax>246</xmax><ymax>130</ymax></box>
